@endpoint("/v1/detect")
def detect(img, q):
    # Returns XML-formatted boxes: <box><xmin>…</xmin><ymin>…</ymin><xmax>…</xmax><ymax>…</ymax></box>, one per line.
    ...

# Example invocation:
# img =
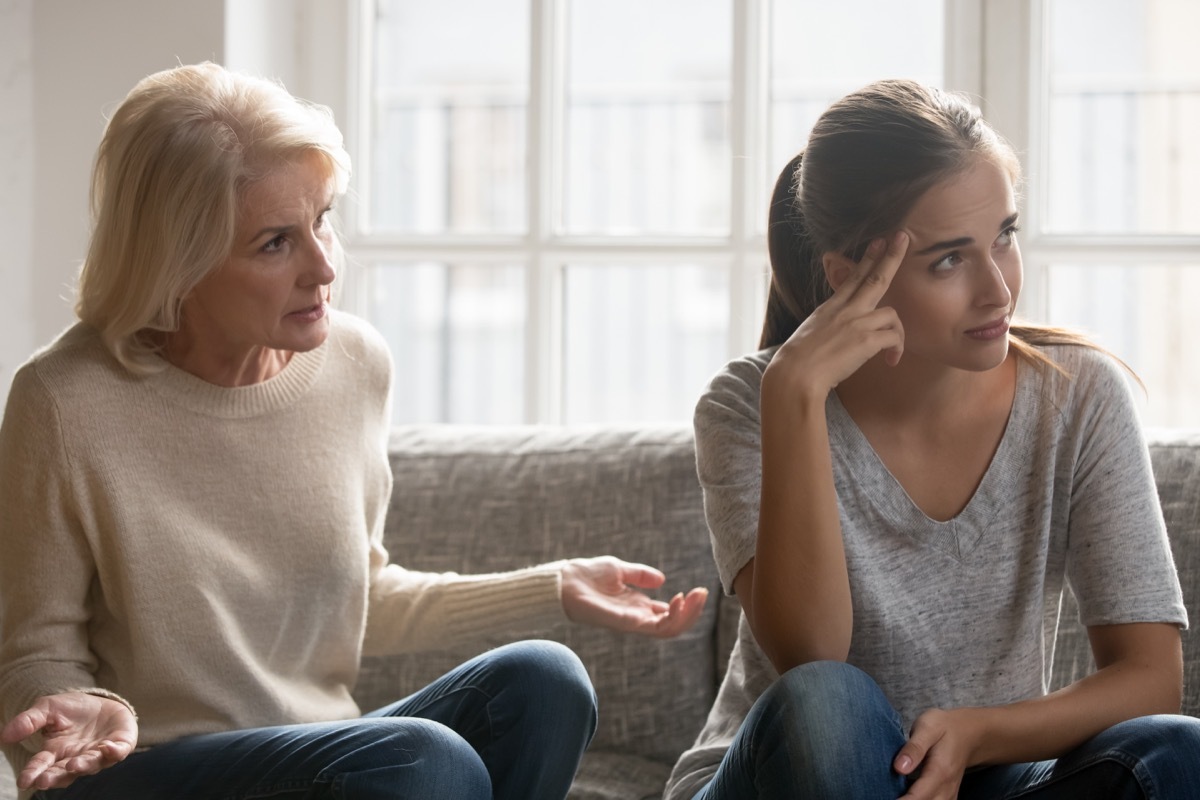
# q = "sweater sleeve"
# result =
<box><xmin>0</xmin><ymin>365</ymin><xmax>133</xmax><ymax>745</ymax></box>
<box><xmin>361</xmin><ymin>548</ymin><xmax>568</xmax><ymax>657</ymax></box>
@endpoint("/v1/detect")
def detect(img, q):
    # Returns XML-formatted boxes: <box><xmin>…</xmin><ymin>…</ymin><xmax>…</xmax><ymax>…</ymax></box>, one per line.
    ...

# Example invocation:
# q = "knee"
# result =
<box><xmin>488</xmin><ymin>640</ymin><xmax>598</xmax><ymax>721</ymax></box>
<box><xmin>327</xmin><ymin>718</ymin><xmax>491</xmax><ymax>799</ymax></box>
<box><xmin>749</xmin><ymin>661</ymin><xmax>903</xmax><ymax>751</ymax></box>
<box><xmin>1103</xmin><ymin>713</ymin><xmax>1200</xmax><ymax>761</ymax></box>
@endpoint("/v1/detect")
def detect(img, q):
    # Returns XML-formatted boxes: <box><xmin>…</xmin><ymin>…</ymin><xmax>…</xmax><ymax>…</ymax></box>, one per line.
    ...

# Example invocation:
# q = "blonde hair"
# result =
<box><xmin>76</xmin><ymin>62</ymin><xmax>351</xmax><ymax>374</ymax></box>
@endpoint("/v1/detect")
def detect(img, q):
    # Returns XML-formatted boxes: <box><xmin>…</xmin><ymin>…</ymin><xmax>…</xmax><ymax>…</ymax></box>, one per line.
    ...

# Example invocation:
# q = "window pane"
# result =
<box><xmin>562</xmin><ymin>264</ymin><xmax>729</xmax><ymax>423</ymax></box>
<box><xmin>368</xmin><ymin>264</ymin><xmax>525</xmax><ymax>423</ymax></box>
<box><xmin>1045</xmin><ymin>263</ymin><xmax>1200</xmax><ymax>427</ymax></box>
<box><xmin>1045</xmin><ymin>0</ymin><xmax>1200</xmax><ymax>234</ymax></box>
<box><xmin>768</xmin><ymin>0</ymin><xmax>944</xmax><ymax>220</ymax></box>
<box><xmin>564</xmin><ymin>0</ymin><xmax>731</xmax><ymax>235</ymax></box>
<box><xmin>371</xmin><ymin>0</ymin><xmax>528</xmax><ymax>234</ymax></box>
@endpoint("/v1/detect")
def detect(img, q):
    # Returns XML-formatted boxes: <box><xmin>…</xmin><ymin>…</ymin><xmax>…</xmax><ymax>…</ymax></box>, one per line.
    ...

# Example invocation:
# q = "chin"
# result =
<box><xmin>285</xmin><ymin>322</ymin><xmax>331</xmax><ymax>353</ymax></box>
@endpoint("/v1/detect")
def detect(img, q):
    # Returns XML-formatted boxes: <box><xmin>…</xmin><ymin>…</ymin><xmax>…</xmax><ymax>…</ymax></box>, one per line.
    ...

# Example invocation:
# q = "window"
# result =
<box><xmin>335</xmin><ymin>0</ymin><xmax>1199</xmax><ymax>426</ymax></box>
<box><xmin>345</xmin><ymin>0</ymin><xmax>949</xmax><ymax>424</ymax></box>
<box><xmin>1014</xmin><ymin>0</ymin><xmax>1200</xmax><ymax>426</ymax></box>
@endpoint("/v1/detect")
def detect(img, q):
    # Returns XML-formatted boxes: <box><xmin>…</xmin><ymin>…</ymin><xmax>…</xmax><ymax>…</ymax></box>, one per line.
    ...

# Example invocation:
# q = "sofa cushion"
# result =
<box><xmin>354</xmin><ymin>425</ymin><xmax>722</xmax><ymax>777</ymax></box>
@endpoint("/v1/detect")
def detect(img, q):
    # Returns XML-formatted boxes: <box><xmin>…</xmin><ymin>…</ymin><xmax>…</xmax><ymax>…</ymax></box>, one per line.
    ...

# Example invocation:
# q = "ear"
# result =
<box><xmin>822</xmin><ymin>252</ymin><xmax>853</xmax><ymax>291</ymax></box>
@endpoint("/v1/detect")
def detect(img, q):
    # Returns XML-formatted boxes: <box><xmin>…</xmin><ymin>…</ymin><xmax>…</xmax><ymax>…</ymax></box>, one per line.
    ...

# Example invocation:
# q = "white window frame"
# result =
<box><xmin>295</xmin><ymin>0</ymin><xmax>1199</xmax><ymax>425</ymax></box>
<box><xmin>982</xmin><ymin>0</ymin><xmax>1200</xmax><ymax>328</ymax></box>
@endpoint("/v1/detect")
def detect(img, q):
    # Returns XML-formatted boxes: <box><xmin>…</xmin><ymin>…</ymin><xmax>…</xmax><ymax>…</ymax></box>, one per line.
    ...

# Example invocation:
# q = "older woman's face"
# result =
<box><xmin>173</xmin><ymin>152</ymin><xmax>337</xmax><ymax>383</ymax></box>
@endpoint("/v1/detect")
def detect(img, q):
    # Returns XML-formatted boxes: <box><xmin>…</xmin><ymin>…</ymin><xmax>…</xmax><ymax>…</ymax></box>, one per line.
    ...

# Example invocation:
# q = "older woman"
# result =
<box><xmin>0</xmin><ymin>62</ymin><xmax>706</xmax><ymax>800</ymax></box>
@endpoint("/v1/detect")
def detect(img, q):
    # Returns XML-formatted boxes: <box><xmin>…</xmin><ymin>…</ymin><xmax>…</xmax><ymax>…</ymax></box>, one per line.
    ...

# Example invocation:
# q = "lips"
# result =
<box><xmin>286</xmin><ymin>302</ymin><xmax>328</xmax><ymax>322</ymax></box>
<box><xmin>965</xmin><ymin>315</ymin><xmax>1010</xmax><ymax>340</ymax></box>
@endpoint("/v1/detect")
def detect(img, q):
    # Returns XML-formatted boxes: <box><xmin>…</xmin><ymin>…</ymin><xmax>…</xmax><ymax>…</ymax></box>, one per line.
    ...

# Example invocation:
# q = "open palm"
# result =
<box><xmin>561</xmin><ymin>556</ymin><xmax>708</xmax><ymax>638</ymax></box>
<box><xmin>1</xmin><ymin>691</ymin><xmax>138</xmax><ymax>791</ymax></box>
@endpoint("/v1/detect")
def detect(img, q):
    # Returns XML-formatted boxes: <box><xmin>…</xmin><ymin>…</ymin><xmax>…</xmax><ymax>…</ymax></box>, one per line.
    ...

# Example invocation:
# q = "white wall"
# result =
<box><xmin>0</xmin><ymin>0</ymin><xmax>36</xmax><ymax>399</ymax></box>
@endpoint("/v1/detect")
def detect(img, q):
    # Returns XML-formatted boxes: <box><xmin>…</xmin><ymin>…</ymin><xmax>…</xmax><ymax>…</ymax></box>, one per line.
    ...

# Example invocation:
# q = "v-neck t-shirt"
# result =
<box><xmin>665</xmin><ymin>343</ymin><xmax>1186</xmax><ymax>800</ymax></box>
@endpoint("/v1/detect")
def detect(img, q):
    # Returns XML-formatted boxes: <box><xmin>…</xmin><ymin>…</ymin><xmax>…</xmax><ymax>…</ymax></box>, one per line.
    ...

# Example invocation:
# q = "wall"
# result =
<box><xmin>0</xmin><ymin>0</ymin><xmax>35</xmax><ymax>398</ymax></box>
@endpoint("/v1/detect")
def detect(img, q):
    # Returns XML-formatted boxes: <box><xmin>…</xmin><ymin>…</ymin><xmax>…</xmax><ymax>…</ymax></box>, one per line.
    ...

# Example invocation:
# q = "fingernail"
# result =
<box><xmin>896</xmin><ymin>755</ymin><xmax>912</xmax><ymax>772</ymax></box>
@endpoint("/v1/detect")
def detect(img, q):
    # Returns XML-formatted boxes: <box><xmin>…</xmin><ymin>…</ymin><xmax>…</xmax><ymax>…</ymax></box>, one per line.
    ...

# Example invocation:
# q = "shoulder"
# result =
<box><xmin>1029</xmin><ymin>343</ymin><xmax>1137</xmax><ymax>421</ymax></box>
<box><xmin>321</xmin><ymin>309</ymin><xmax>393</xmax><ymax>406</ymax></box>
<box><xmin>326</xmin><ymin>311</ymin><xmax>392</xmax><ymax>379</ymax></box>
<box><xmin>327</xmin><ymin>309</ymin><xmax>391</xmax><ymax>364</ymax></box>
<box><xmin>694</xmin><ymin>347</ymin><xmax>778</xmax><ymax>426</ymax></box>
<box><xmin>8</xmin><ymin>324</ymin><xmax>125</xmax><ymax>408</ymax></box>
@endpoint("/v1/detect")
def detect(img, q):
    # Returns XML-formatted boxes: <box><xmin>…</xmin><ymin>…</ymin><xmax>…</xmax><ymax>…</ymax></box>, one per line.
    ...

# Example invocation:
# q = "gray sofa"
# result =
<box><xmin>2</xmin><ymin>425</ymin><xmax>1196</xmax><ymax>799</ymax></box>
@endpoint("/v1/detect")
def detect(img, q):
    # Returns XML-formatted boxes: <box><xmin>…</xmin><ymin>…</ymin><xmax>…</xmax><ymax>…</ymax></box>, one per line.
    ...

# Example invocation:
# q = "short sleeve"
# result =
<box><xmin>1061</xmin><ymin>349</ymin><xmax>1187</xmax><ymax>628</ymax></box>
<box><xmin>693</xmin><ymin>352</ymin><xmax>774</xmax><ymax>594</ymax></box>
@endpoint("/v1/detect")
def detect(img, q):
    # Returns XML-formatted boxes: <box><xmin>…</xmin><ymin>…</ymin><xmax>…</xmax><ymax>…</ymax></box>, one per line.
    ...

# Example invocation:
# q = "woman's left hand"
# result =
<box><xmin>894</xmin><ymin>707</ymin><xmax>983</xmax><ymax>800</ymax></box>
<box><xmin>560</xmin><ymin>556</ymin><xmax>708</xmax><ymax>638</ymax></box>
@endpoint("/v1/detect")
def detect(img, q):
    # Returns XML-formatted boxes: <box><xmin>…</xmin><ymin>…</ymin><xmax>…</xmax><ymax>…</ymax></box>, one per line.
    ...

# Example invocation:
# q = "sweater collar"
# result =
<box><xmin>145</xmin><ymin>339</ymin><xmax>328</xmax><ymax>419</ymax></box>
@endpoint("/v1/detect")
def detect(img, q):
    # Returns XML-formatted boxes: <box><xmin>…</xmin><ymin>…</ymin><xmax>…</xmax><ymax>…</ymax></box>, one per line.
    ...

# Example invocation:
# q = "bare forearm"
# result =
<box><xmin>748</xmin><ymin>381</ymin><xmax>853</xmax><ymax>670</ymax></box>
<box><xmin>966</xmin><ymin>644</ymin><xmax>1181</xmax><ymax>766</ymax></box>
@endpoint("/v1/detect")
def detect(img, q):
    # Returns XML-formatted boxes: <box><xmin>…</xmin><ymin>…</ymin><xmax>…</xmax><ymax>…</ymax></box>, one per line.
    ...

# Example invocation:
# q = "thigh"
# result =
<box><xmin>365</xmin><ymin>640</ymin><xmax>596</xmax><ymax>800</ymax></box>
<box><xmin>365</xmin><ymin>639</ymin><xmax>596</xmax><ymax>747</ymax></box>
<box><xmin>961</xmin><ymin>715</ymin><xmax>1200</xmax><ymax>800</ymax></box>
<box><xmin>38</xmin><ymin>716</ymin><xmax>489</xmax><ymax>800</ymax></box>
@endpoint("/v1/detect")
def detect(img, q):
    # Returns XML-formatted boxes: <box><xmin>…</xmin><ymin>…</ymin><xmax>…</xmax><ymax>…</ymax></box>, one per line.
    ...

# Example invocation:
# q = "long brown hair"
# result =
<box><xmin>762</xmin><ymin>79</ymin><xmax>1106</xmax><ymax>377</ymax></box>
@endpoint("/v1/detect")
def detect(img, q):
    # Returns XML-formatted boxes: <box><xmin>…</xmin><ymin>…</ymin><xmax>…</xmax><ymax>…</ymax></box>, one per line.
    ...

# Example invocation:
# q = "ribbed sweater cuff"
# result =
<box><xmin>438</xmin><ymin>562</ymin><xmax>568</xmax><ymax>644</ymax></box>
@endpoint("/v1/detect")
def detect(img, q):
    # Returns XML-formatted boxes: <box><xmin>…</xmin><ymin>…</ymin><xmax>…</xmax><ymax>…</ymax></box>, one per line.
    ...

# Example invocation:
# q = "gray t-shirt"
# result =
<box><xmin>665</xmin><ymin>344</ymin><xmax>1187</xmax><ymax>800</ymax></box>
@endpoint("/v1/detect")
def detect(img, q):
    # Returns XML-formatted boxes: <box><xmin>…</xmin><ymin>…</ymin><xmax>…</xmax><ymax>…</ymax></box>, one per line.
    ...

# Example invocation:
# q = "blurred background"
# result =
<box><xmin>3</xmin><ymin>0</ymin><xmax>1197</xmax><ymax>427</ymax></box>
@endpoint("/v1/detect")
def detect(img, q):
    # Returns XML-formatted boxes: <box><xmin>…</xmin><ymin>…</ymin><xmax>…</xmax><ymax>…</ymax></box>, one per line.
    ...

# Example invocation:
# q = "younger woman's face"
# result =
<box><xmin>879</xmin><ymin>156</ymin><xmax>1022</xmax><ymax>373</ymax></box>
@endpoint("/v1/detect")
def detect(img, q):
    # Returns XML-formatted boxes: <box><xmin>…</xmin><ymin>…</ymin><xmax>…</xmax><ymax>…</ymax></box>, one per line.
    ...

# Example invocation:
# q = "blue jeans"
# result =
<box><xmin>40</xmin><ymin>640</ymin><xmax>597</xmax><ymax>800</ymax></box>
<box><xmin>694</xmin><ymin>661</ymin><xmax>1200</xmax><ymax>799</ymax></box>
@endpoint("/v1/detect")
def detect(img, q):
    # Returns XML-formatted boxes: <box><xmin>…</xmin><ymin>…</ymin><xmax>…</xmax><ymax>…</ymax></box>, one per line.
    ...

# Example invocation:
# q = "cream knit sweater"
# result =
<box><xmin>0</xmin><ymin>311</ymin><xmax>566</xmax><ymax>781</ymax></box>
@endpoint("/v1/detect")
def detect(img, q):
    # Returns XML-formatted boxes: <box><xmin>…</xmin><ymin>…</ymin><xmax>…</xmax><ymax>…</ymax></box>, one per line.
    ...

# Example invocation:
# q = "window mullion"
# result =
<box><xmin>527</xmin><ymin>0</ymin><xmax>565</xmax><ymax>423</ymax></box>
<box><xmin>731</xmin><ymin>0</ymin><xmax>769</xmax><ymax>358</ymax></box>
<box><xmin>944</xmin><ymin>0</ymin><xmax>984</xmax><ymax>97</ymax></box>
<box><xmin>982</xmin><ymin>0</ymin><xmax>1043</xmax><ymax>319</ymax></box>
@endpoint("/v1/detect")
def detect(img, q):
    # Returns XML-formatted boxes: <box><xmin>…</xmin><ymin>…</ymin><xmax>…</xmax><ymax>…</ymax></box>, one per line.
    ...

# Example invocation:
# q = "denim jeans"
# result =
<box><xmin>694</xmin><ymin>660</ymin><xmax>1200</xmax><ymax>800</ymax></box>
<box><xmin>39</xmin><ymin>640</ymin><xmax>598</xmax><ymax>800</ymax></box>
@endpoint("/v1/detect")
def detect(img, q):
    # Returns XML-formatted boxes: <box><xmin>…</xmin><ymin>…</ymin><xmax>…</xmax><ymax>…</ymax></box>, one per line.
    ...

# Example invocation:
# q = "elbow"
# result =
<box><xmin>745</xmin><ymin>611</ymin><xmax>852</xmax><ymax>674</ymax></box>
<box><xmin>764</xmin><ymin>643</ymin><xmax>852</xmax><ymax>676</ymax></box>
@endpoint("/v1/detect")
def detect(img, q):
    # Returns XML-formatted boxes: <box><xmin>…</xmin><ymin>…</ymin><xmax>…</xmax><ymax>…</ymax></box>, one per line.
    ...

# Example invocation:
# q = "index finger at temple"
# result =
<box><xmin>850</xmin><ymin>231</ymin><xmax>908</xmax><ymax>307</ymax></box>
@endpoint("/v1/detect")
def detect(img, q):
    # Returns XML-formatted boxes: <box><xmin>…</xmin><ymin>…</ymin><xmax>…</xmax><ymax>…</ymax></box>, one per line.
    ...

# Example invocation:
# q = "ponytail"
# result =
<box><xmin>760</xmin><ymin>152</ymin><xmax>829</xmax><ymax>348</ymax></box>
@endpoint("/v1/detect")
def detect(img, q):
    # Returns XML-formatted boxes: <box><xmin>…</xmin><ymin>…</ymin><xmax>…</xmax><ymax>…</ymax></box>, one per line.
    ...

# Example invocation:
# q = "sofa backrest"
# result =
<box><xmin>356</xmin><ymin>425</ymin><xmax>1200</xmax><ymax>770</ymax></box>
<box><xmin>354</xmin><ymin>424</ymin><xmax>721</xmax><ymax>765</ymax></box>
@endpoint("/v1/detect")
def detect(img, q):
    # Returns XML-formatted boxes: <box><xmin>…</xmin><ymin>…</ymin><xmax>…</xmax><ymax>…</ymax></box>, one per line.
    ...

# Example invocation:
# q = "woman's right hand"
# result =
<box><xmin>1</xmin><ymin>691</ymin><xmax>138</xmax><ymax>791</ymax></box>
<box><xmin>765</xmin><ymin>232</ymin><xmax>909</xmax><ymax>400</ymax></box>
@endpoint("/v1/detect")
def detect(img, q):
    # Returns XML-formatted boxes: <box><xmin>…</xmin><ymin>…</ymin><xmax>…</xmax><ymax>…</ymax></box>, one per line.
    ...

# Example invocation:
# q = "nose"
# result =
<box><xmin>300</xmin><ymin>234</ymin><xmax>337</xmax><ymax>288</ymax></box>
<box><xmin>976</xmin><ymin>256</ymin><xmax>1012</xmax><ymax>310</ymax></box>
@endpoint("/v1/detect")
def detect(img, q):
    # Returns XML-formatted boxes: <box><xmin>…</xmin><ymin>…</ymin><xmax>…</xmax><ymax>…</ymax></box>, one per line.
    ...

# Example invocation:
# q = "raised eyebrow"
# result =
<box><xmin>913</xmin><ymin>212</ymin><xmax>1021</xmax><ymax>256</ymax></box>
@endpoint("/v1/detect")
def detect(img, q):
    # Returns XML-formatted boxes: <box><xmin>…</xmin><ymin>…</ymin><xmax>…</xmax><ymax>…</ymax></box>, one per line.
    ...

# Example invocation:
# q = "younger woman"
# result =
<box><xmin>667</xmin><ymin>79</ymin><xmax>1199</xmax><ymax>800</ymax></box>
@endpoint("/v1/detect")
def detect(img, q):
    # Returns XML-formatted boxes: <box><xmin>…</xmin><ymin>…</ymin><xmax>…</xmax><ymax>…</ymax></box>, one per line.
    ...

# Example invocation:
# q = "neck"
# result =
<box><xmin>836</xmin><ymin>351</ymin><xmax>1016</xmax><ymax>426</ymax></box>
<box><xmin>162</xmin><ymin>335</ymin><xmax>294</xmax><ymax>387</ymax></box>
